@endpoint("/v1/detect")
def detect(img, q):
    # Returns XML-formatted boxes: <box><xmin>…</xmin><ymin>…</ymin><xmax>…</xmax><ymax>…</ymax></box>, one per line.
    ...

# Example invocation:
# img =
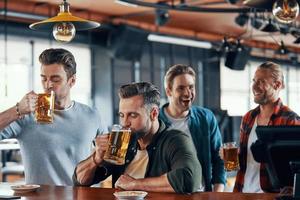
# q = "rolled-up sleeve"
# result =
<box><xmin>73</xmin><ymin>164</ymin><xmax>111</xmax><ymax>186</ymax></box>
<box><xmin>166</xmin><ymin>132</ymin><xmax>202</xmax><ymax>194</ymax></box>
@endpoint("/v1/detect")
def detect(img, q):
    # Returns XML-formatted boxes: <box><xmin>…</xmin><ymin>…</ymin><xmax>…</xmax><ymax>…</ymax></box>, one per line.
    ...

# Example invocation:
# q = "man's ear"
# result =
<box><xmin>69</xmin><ymin>75</ymin><xmax>76</xmax><ymax>87</ymax></box>
<box><xmin>274</xmin><ymin>81</ymin><xmax>282</xmax><ymax>90</ymax></box>
<box><xmin>150</xmin><ymin>107</ymin><xmax>159</xmax><ymax>121</ymax></box>
<box><xmin>165</xmin><ymin>86</ymin><xmax>172</xmax><ymax>97</ymax></box>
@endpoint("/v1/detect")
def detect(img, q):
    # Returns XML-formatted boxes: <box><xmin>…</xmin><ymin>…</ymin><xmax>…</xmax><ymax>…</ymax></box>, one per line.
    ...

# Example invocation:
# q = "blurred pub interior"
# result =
<box><xmin>1</xmin><ymin>0</ymin><xmax>300</xmax><ymax>185</ymax></box>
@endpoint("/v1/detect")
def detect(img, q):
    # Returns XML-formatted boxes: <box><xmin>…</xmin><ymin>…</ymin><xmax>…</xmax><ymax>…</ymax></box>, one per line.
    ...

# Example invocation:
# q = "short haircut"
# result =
<box><xmin>164</xmin><ymin>64</ymin><xmax>196</xmax><ymax>89</ymax></box>
<box><xmin>258</xmin><ymin>61</ymin><xmax>285</xmax><ymax>89</ymax></box>
<box><xmin>119</xmin><ymin>82</ymin><xmax>160</xmax><ymax>109</ymax></box>
<box><xmin>39</xmin><ymin>48</ymin><xmax>76</xmax><ymax>79</ymax></box>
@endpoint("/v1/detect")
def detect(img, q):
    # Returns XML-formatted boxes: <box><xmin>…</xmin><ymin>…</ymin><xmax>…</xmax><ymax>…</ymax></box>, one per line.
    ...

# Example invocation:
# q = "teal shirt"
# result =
<box><xmin>159</xmin><ymin>103</ymin><xmax>226</xmax><ymax>191</ymax></box>
<box><xmin>74</xmin><ymin>120</ymin><xmax>202</xmax><ymax>194</ymax></box>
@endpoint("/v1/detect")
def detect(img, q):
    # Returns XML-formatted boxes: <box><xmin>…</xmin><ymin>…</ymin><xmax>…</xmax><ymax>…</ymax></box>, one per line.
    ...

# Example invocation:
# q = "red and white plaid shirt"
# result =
<box><xmin>234</xmin><ymin>98</ymin><xmax>300</xmax><ymax>192</ymax></box>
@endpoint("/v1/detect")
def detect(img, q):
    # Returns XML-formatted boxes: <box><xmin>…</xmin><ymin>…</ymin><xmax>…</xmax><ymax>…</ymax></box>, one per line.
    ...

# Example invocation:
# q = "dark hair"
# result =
<box><xmin>39</xmin><ymin>48</ymin><xmax>76</xmax><ymax>79</ymax></box>
<box><xmin>119</xmin><ymin>82</ymin><xmax>160</xmax><ymax>109</ymax></box>
<box><xmin>164</xmin><ymin>64</ymin><xmax>196</xmax><ymax>89</ymax></box>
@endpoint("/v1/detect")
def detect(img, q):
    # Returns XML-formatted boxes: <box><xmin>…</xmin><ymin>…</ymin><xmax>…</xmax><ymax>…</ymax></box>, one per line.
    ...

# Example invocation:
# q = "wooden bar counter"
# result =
<box><xmin>0</xmin><ymin>183</ymin><xmax>279</xmax><ymax>200</ymax></box>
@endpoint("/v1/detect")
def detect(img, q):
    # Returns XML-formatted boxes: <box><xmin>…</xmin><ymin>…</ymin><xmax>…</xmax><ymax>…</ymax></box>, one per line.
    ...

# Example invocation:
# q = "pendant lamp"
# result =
<box><xmin>29</xmin><ymin>0</ymin><xmax>100</xmax><ymax>43</ymax></box>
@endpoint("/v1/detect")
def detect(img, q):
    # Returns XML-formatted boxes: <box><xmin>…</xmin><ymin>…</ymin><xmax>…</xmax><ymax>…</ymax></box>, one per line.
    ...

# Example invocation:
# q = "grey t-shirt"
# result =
<box><xmin>0</xmin><ymin>101</ymin><xmax>106</xmax><ymax>186</ymax></box>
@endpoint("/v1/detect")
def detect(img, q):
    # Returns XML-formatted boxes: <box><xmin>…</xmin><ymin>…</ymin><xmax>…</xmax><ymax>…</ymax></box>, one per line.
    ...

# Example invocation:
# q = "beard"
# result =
<box><xmin>133</xmin><ymin>123</ymin><xmax>150</xmax><ymax>139</ymax></box>
<box><xmin>133</xmin><ymin>118</ymin><xmax>151</xmax><ymax>139</ymax></box>
<box><xmin>135</xmin><ymin>130</ymin><xmax>147</xmax><ymax>139</ymax></box>
<box><xmin>254</xmin><ymin>94</ymin><xmax>268</xmax><ymax>105</ymax></box>
<box><xmin>254</xmin><ymin>90</ymin><xmax>276</xmax><ymax>105</ymax></box>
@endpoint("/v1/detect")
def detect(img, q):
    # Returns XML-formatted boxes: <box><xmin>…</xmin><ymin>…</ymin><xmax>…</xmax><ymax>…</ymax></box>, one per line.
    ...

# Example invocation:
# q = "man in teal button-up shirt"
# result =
<box><xmin>159</xmin><ymin>64</ymin><xmax>226</xmax><ymax>192</ymax></box>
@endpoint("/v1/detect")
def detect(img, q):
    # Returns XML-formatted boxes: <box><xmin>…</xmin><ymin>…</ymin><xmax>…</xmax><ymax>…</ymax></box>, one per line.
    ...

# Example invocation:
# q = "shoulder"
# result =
<box><xmin>164</xmin><ymin>129</ymin><xmax>187</xmax><ymax>137</ymax></box>
<box><xmin>242</xmin><ymin>107</ymin><xmax>258</xmax><ymax>121</ymax></box>
<box><xmin>162</xmin><ymin>129</ymin><xmax>191</xmax><ymax>144</ymax></box>
<box><xmin>243</xmin><ymin>110</ymin><xmax>253</xmax><ymax>119</ymax></box>
<box><xmin>159</xmin><ymin>129</ymin><xmax>195</xmax><ymax>157</ymax></box>
<box><xmin>159</xmin><ymin>103</ymin><xmax>168</xmax><ymax>117</ymax></box>
<box><xmin>73</xmin><ymin>101</ymin><xmax>99</xmax><ymax>116</ymax></box>
<box><xmin>190</xmin><ymin>106</ymin><xmax>217</xmax><ymax>124</ymax></box>
<box><xmin>278</xmin><ymin>105</ymin><xmax>300</xmax><ymax>123</ymax></box>
<box><xmin>280</xmin><ymin>105</ymin><xmax>299</xmax><ymax>117</ymax></box>
<box><xmin>190</xmin><ymin>106</ymin><xmax>214</xmax><ymax>116</ymax></box>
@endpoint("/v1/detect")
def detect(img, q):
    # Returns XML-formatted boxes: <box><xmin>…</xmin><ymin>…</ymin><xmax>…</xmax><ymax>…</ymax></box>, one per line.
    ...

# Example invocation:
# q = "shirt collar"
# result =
<box><xmin>161</xmin><ymin>102</ymin><xmax>192</xmax><ymax>120</ymax></box>
<box><xmin>146</xmin><ymin>120</ymin><xmax>167</xmax><ymax>150</ymax></box>
<box><xmin>272</xmin><ymin>98</ymin><xmax>283</xmax><ymax>116</ymax></box>
<box><xmin>251</xmin><ymin>98</ymin><xmax>283</xmax><ymax>118</ymax></box>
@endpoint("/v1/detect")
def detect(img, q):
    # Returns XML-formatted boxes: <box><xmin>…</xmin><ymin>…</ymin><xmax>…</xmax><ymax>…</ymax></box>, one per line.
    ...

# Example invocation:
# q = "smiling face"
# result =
<box><xmin>40</xmin><ymin>63</ymin><xmax>75</xmax><ymax>104</ymax></box>
<box><xmin>166</xmin><ymin>74</ymin><xmax>196</xmax><ymax>117</ymax></box>
<box><xmin>252</xmin><ymin>68</ymin><xmax>281</xmax><ymax>105</ymax></box>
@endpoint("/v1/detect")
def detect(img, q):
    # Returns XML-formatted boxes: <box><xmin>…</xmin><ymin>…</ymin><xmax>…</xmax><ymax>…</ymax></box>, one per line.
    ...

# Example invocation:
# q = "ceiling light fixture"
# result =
<box><xmin>272</xmin><ymin>0</ymin><xmax>299</xmax><ymax>24</ymax></box>
<box><xmin>221</xmin><ymin>37</ymin><xmax>231</xmax><ymax>52</ymax></box>
<box><xmin>260</xmin><ymin>18</ymin><xmax>279</xmax><ymax>32</ymax></box>
<box><xmin>155</xmin><ymin>8</ymin><xmax>169</xmax><ymax>26</ymax></box>
<box><xmin>294</xmin><ymin>37</ymin><xmax>300</xmax><ymax>44</ymax></box>
<box><xmin>291</xmin><ymin>28</ymin><xmax>300</xmax><ymax>43</ymax></box>
<box><xmin>244</xmin><ymin>0</ymin><xmax>299</xmax><ymax>24</ymax></box>
<box><xmin>155</xmin><ymin>2</ymin><xmax>170</xmax><ymax>26</ymax></box>
<box><xmin>276</xmin><ymin>40</ymin><xmax>290</xmax><ymax>54</ymax></box>
<box><xmin>226</xmin><ymin>0</ymin><xmax>239</xmax><ymax>4</ymax></box>
<box><xmin>278</xmin><ymin>23</ymin><xmax>291</xmax><ymax>34</ymax></box>
<box><xmin>148</xmin><ymin>34</ymin><xmax>212</xmax><ymax>49</ymax></box>
<box><xmin>236</xmin><ymin>39</ymin><xmax>244</xmax><ymax>51</ymax></box>
<box><xmin>250</xmin><ymin>12</ymin><xmax>263</xmax><ymax>30</ymax></box>
<box><xmin>29</xmin><ymin>0</ymin><xmax>100</xmax><ymax>43</ymax></box>
<box><xmin>235</xmin><ymin>13</ymin><xmax>249</xmax><ymax>27</ymax></box>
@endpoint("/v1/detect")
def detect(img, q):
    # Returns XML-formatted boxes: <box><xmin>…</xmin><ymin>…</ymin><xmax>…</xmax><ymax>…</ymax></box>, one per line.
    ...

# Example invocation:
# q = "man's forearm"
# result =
<box><xmin>0</xmin><ymin>106</ymin><xmax>19</xmax><ymax>129</ymax></box>
<box><xmin>135</xmin><ymin>174</ymin><xmax>174</xmax><ymax>192</ymax></box>
<box><xmin>213</xmin><ymin>183</ymin><xmax>225</xmax><ymax>192</ymax></box>
<box><xmin>75</xmin><ymin>152</ymin><xmax>99</xmax><ymax>185</ymax></box>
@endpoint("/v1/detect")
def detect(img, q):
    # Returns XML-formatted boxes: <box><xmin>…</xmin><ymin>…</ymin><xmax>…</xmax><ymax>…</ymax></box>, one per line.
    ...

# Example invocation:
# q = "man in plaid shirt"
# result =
<box><xmin>234</xmin><ymin>61</ymin><xmax>300</xmax><ymax>193</ymax></box>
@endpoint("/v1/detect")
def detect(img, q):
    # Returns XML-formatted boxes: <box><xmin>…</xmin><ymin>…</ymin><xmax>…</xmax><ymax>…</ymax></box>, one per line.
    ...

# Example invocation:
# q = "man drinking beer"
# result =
<box><xmin>73</xmin><ymin>82</ymin><xmax>202</xmax><ymax>194</ymax></box>
<box><xmin>0</xmin><ymin>48</ymin><xmax>106</xmax><ymax>185</ymax></box>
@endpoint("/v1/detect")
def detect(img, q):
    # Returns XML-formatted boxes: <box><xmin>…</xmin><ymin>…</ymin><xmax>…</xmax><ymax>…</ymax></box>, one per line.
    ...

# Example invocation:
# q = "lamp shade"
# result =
<box><xmin>29</xmin><ymin>0</ymin><xmax>100</xmax><ymax>31</ymax></box>
<box><xmin>294</xmin><ymin>37</ymin><xmax>300</xmax><ymax>44</ymax></box>
<box><xmin>251</xmin><ymin>16</ymin><xmax>263</xmax><ymax>29</ymax></box>
<box><xmin>30</xmin><ymin>12</ymin><xmax>100</xmax><ymax>31</ymax></box>
<box><xmin>260</xmin><ymin>18</ymin><xmax>279</xmax><ymax>32</ymax></box>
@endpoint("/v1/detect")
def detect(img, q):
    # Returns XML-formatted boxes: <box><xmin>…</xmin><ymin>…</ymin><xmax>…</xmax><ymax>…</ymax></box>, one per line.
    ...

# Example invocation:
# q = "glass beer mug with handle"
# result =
<box><xmin>35</xmin><ymin>91</ymin><xmax>55</xmax><ymax>123</ymax></box>
<box><xmin>103</xmin><ymin>124</ymin><xmax>131</xmax><ymax>165</ymax></box>
<box><xmin>223</xmin><ymin>142</ymin><xmax>240</xmax><ymax>171</ymax></box>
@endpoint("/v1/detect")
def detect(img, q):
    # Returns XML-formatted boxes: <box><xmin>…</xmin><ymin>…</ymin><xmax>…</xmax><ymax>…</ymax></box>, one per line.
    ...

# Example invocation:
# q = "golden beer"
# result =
<box><xmin>103</xmin><ymin>129</ymin><xmax>131</xmax><ymax>165</ymax></box>
<box><xmin>223</xmin><ymin>142</ymin><xmax>239</xmax><ymax>171</ymax></box>
<box><xmin>35</xmin><ymin>91</ymin><xmax>55</xmax><ymax>123</ymax></box>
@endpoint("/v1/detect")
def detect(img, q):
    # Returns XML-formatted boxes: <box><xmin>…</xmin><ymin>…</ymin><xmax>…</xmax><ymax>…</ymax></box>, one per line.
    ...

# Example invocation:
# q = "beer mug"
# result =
<box><xmin>223</xmin><ymin>142</ymin><xmax>239</xmax><ymax>171</ymax></box>
<box><xmin>35</xmin><ymin>91</ymin><xmax>55</xmax><ymax>123</ymax></box>
<box><xmin>103</xmin><ymin>124</ymin><xmax>131</xmax><ymax>165</ymax></box>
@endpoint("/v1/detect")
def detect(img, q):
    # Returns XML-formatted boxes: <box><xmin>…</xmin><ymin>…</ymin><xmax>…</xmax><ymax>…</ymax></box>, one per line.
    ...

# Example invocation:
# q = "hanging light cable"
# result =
<box><xmin>29</xmin><ymin>0</ymin><xmax>100</xmax><ymax>43</ymax></box>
